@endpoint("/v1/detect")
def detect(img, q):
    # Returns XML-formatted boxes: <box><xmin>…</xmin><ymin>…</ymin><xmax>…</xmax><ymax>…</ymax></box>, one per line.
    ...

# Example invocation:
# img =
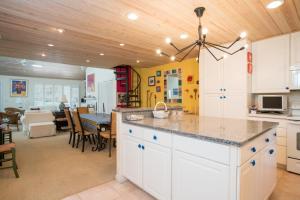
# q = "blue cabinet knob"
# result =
<box><xmin>273</xmin><ymin>132</ymin><xmax>277</xmax><ymax>136</ymax></box>
<box><xmin>269</xmin><ymin>149</ymin><xmax>274</xmax><ymax>155</ymax></box>
<box><xmin>250</xmin><ymin>147</ymin><xmax>256</xmax><ymax>153</ymax></box>
<box><xmin>223</xmin><ymin>96</ymin><xmax>226</xmax><ymax>99</ymax></box>
<box><xmin>153</xmin><ymin>135</ymin><xmax>157</xmax><ymax>140</ymax></box>
<box><xmin>220</xmin><ymin>96</ymin><xmax>223</xmax><ymax>99</ymax></box>
<box><xmin>141</xmin><ymin>145</ymin><xmax>145</xmax><ymax>150</ymax></box>
<box><xmin>138</xmin><ymin>144</ymin><xmax>141</xmax><ymax>149</ymax></box>
<box><xmin>250</xmin><ymin>160</ymin><xmax>256</xmax><ymax>166</ymax></box>
<box><xmin>265</xmin><ymin>138</ymin><xmax>270</xmax><ymax>143</ymax></box>
<box><xmin>129</xmin><ymin>129</ymin><xmax>132</xmax><ymax>133</ymax></box>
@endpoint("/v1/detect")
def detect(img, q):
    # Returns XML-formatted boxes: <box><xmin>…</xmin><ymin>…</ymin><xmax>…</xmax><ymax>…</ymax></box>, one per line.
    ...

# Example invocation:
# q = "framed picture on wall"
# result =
<box><xmin>148</xmin><ymin>76</ymin><xmax>156</xmax><ymax>86</ymax></box>
<box><xmin>87</xmin><ymin>73</ymin><xmax>95</xmax><ymax>93</ymax></box>
<box><xmin>11</xmin><ymin>79</ymin><xmax>28</xmax><ymax>97</ymax></box>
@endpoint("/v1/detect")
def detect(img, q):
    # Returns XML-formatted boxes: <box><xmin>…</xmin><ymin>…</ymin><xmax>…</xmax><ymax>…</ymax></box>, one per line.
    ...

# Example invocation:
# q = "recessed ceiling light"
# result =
<box><xmin>57</xmin><ymin>28</ymin><xmax>64</xmax><ymax>33</ymax></box>
<box><xmin>127</xmin><ymin>12</ymin><xmax>139</xmax><ymax>20</ymax></box>
<box><xmin>41</xmin><ymin>53</ymin><xmax>46</xmax><ymax>57</ymax></box>
<box><xmin>202</xmin><ymin>28</ymin><xmax>208</xmax><ymax>35</ymax></box>
<box><xmin>170</xmin><ymin>56</ymin><xmax>176</xmax><ymax>61</ymax></box>
<box><xmin>240</xmin><ymin>31</ymin><xmax>247</xmax><ymax>39</ymax></box>
<box><xmin>86</xmin><ymin>59</ymin><xmax>90</xmax><ymax>63</ymax></box>
<box><xmin>120</xmin><ymin>43</ymin><xmax>125</xmax><ymax>46</ymax></box>
<box><xmin>47</xmin><ymin>44</ymin><xmax>54</xmax><ymax>47</ymax></box>
<box><xmin>136</xmin><ymin>60</ymin><xmax>140</xmax><ymax>63</ymax></box>
<box><xmin>180</xmin><ymin>33</ymin><xmax>188</xmax><ymax>39</ymax></box>
<box><xmin>32</xmin><ymin>64</ymin><xmax>43</xmax><ymax>68</ymax></box>
<box><xmin>156</xmin><ymin>49</ymin><xmax>161</xmax><ymax>55</ymax></box>
<box><xmin>266</xmin><ymin>0</ymin><xmax>284</xmax><ymax>9</ymax></box>
<box><xmin>244</xmin><ymin>44</ymin><xmax>249</xmax><ymax>49</ymax></box>
<box><xmin>165</xmin><ymin>37</ymin><xmax>172</xmax><ymax>44</ymax></box>
<box><xmin>99</xmin><ymin>53</ymin><xmax>104</xmax><ymax>56</ymax></box>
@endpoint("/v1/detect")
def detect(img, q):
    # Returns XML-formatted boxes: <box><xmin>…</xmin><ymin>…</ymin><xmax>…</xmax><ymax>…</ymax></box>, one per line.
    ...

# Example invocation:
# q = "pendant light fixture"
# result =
<box><xmin>157</xmin><ymin>7</ymin><xmax>247</xmax><ymax>62</ymax></box>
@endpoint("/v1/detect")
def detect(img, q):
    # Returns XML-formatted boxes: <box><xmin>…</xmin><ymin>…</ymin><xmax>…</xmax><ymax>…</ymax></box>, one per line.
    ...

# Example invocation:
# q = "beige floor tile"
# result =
<box><xmin>78</xmin><ymin>185</ymin><xmax>120</xmax><ymax>200</ymax></box>
<box><xmin>61</xmin><ymin>195</ymin><xmax>81</xmax><ymax>200</ymax></box>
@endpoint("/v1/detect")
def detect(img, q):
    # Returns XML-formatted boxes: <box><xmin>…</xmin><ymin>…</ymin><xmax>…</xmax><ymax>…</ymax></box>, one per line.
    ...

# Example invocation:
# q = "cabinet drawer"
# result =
<box><xmin>143</xmin><ymin>128</ymin><xmax>172</xmax><ymax>148</ymax></box>
<box><xmin>276</xmin><ymin>127</ymin><xmax>286</xmax><ymax>137</ymax></box>
<box><xmin>122</xmin><ymin>123</ymin><xmax>144</xmax><ymax>139</ymax></box>
<box><xmin>277</xmin><ymin>137</ymin><xmax>287</xmax><ymax>146</ymax></box>
<box><xmin>173</xmin><ymin>135</ymin><xmax>230</xmax><ymax>165</ymax></box>
<box><xmin>239</xmin><ymin>129</ymin><xmax>276</xmax><ymax>165</ymax></box>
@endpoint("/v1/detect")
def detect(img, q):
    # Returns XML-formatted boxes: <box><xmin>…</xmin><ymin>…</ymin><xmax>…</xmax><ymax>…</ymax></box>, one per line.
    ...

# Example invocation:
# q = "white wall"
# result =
<box><xmin>85</xmin><ymin>67</ymin><xmax>116</xmax><ymax>113</ymax></box>
<box><xmin>0</xmin><ymin>75</ymin><xmax>85</xmax><ymax>111</ymax></box>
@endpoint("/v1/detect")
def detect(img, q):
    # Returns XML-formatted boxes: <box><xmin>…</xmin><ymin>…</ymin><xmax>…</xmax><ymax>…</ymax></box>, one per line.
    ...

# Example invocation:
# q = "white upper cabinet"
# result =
<box><xmin>252</xmin><ymin>34</ymin><xmax>290</xmax><ymax>93</ymax></box>
<box><xmin>200</xmin><ymin>48</ymin><xmax>223</xmax><ymax>94</ymax></box>
<box><xmin>291</xmin><ymin>32</ymin><xmax>300</xmax><ymax>67</ymax></box>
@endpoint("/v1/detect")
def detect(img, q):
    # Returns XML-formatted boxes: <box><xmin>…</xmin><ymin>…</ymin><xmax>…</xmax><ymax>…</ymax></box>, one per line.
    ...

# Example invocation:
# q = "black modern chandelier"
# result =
<box><xmin>156</xmin><ymin>7</ymin><xmax>248</xmax><ymax>62</ymax></box>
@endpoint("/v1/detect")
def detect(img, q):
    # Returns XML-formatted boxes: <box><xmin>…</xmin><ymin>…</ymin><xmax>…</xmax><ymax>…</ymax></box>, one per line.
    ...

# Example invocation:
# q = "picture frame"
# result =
<box><xmin>148</xmin><ymin>76</ymin><xmax>156</xmax><ymax>86</ymax></box>
<box><xmin>11</xmin><ymin>79</ymin><xmax>28</xmax><ymax>97</ymax></box>
<box><xmin>156</xmin><ymin>70</ymin><xmax>161</xmax><ymax>77</ymax></box>
<box><xmin>156</xmin><ymin>86</ymin><xmax>161</xmax><ymax>92</ymax></box>
<box><xmin>87</xmin><ymin>73</ymin><xmax>95</xmax><ymax>93</ymax></box>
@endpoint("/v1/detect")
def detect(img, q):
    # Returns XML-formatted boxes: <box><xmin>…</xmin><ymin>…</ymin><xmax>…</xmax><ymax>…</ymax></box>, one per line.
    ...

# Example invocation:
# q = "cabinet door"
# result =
<box><xmin>202</xmin><ymin>94</ymin><xmax>223</xmax><ymax>117</ymax></box>
<box><xmin>173</xmin><ymin>150</ymin><xmax>230</xmax><ymax>200</ymax></box>
<box><xmin>239</xmin><ymin>153</ymin><xmax>261</xmax><ymax>200</ymax></box>
<box><xmin>223</xmin><ymin>93</ymin><xmax>247</xmax><ymax>119</ymax></box>
<box><xmin>252</xmin><ymin>34</ymin><xmax>290</xmax><ymax>93</ymax></box>
<box><xmin>201</xmin><ymin>49</ymin><xmax>223</xmax><ymax>93</ymax></box>
<box><xmin>123</xmin><ymin>136</ymin><xmax>143</xmax><ymax>187</ymax></box>
<box><xmin>291</xmin><ymin>32</ymin><xmax>300</xmax><ymax>66</ymax></box>
<box><xmin>223</xmin><ymin>48</ymin><xmax>247</xmax><ymax>93</ymax></box>
<box><xmin>260</xmin><ymin>144</ymin><xmax>277</xmax><ymax>200</ymax></box>
<box><xmin>143</xmin><ymin>142</ymin><xmax>171</xmax><ymax>200</ymax></box>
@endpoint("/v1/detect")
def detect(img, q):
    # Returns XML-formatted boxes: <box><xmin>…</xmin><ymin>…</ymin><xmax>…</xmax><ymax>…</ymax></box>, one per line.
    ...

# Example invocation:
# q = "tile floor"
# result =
<box><xmin>63</xmin><ymin>169</ymin><xmax>300</xmax><ymax>200</ymax></box>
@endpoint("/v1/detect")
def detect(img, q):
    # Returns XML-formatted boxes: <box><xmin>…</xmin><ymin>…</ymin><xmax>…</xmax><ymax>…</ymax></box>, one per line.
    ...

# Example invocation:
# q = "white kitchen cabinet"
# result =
<box><xmin>252</xmin><ymin>34</ymin><xmax>290</xmax><ymax>93</ymax></box>
<box><xmin>223</xmin><ymin>93</ymin><xmax>248</xmax><ymax>118</ymax></box>
<box><xmin>143</xmin><ymin>141</ymin><xmax>171</xmax><ymax>200</ymax></box>
<box><xmin>291</xmin><ymin>32</ymin><xmax>300</xmax><ymax>67</ymax></box>
<box><xmin>173</xmin><ymin>150</ymin><xmax>230</xmax><ymax>200</ymax></box>
<box><xmin>123</xmin><ymin>135</ymin><xmax>143</xmax><ymax>187</ymax></box>
<box><xmin>202</xmin><ymin>94</ymin><xmax>223</xmax><ymax>117</ymax></box>
<box><xmin>239</xmin><ymin>153</ymin><xmax>261</xmax><ymax>200</ymax></box>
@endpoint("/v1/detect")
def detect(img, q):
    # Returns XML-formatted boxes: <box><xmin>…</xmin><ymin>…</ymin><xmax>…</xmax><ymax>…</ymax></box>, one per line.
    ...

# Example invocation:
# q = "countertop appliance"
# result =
<box><xmin>290</xmin><ymin>66</ymin><xmax>300</xmax><ymax>90</ymax></box>
<box><xmin>287</xmin><ymin>119</ymin><xmax>300</xmax><ymax>174</ymax></box>
<box><xmin>257</xmin><ymin>95</ymin><xmax>287</xmax><ymax>112</ymax></box>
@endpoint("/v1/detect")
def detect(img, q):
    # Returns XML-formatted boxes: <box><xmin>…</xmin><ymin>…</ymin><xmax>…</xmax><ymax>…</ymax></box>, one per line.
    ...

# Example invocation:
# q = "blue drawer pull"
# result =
<box><xmin>273</xmin><ymin>132</ymin><xmax>277</xmax><ymax>136</ymax></box>
<box><xmin>138</xmin><ymin>144</ymin><xmax>141</xmax><ymax>149</ymax></box>
<box><xmin>153</xmin><ymin>135</ymin><xmax>157</xmax><ymax>140</ymax></box>
<box><xmin>269</xmin><ymin>149</ymin><xmax>274</xmax><ymax>155</ymax></box>
<box><xmin>250</xmin><ymin>160</ymin><xmax>256</xmax><ymax>166</ymax></box>
<box><xmin>141</xmin><ymin>145</ymin><xmax>145</xmax><ymax>150</ymax></box>
<box><xmin>251</xmin><ymin>147</ymin><xmax>256</xmax><ymax>153</ymax></box>
<box><xmin>129</xmin><ymin>129</ymin><xmax>132</xmax><ymax>133</ymax></box>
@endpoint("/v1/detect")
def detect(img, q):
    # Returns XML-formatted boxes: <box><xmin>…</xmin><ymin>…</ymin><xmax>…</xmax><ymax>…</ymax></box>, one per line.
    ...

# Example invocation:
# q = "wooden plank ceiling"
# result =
<box><xmin>0</xmin><ymin>56</ymin><xmax>85</xmax><ymax>80</ymax></box>
<box><xmin>0</xmin><ymin>0</ymin><xmax>299</xmax><ymax>68</ymax></box>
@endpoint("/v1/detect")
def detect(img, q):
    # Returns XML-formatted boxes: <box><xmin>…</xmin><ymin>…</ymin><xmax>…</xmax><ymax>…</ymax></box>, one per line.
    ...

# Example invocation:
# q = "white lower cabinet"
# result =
<box><xmin>172</xmin><ymin>150</ymin><xmax>230</xmax><ymax>200</ymax></box>
<box><xmin>122</xmin><ymin>132</ymin><xmax>172</xmax><ymax>200</ymax></box>
<box><xmin>123</xmin><ymin>135</ymin><xmax>143</xmax><ymax>187</ymax></box>
<box><xmin>143</xmin><ymin>141</ymin><xmax>171</xmax><ymax>200</ymax></box>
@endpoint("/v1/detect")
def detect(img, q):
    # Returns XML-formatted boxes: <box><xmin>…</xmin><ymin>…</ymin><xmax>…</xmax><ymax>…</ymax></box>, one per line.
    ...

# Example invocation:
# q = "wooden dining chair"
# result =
<box><xmin>99</xmin><ymin>112</ymin><xmax>116</xmax><ymax>157</ymax></box>
<box><xmin>72</xmin><ymin>110</ymin><xmax>94</xmax><ymax>152</ymax></box>
<box><xmin>0</xmin><ymin>142</ymin><xmax>19</xmax><ymax>178</ymax></box>
<box><xmin>64</xmin><ymin>108</ymin><xmax>77</xmax><ymax>148</ymax></box>
<box><xmin>77</xmin><ymin>107</ymin><xmax>89</xmax><ymax>114</ymax></box>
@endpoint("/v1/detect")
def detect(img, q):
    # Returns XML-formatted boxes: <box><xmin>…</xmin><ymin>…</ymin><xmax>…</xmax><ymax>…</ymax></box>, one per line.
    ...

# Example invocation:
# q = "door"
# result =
<box><xmin>239</xmin><ymin>153</ymin><xmax>261</xmax><ymax>200</ymax></box>
<box><xmin>98</xmin><ymin>80</ymin><xmax>116</xmax><ymax>113</ymax></box>
<box><xmin>123</xmin><ymin>136</ymin><xmax>143</xmax><ymax>187</ymax></box>
<box><xmin>173</xmin><ymin>150</ymin><xmax>230</xmax><ymax>200</ymax></box>
<box><xmin>202</xmin><ymin>94</ymin><xmax>223</xmax><ymax>117</ymax></box>
<box><xmin>252</xmin><ymin>34</ymin><xmax>290</xmax><ymax>93</ymax></box>
<box><xmin>201</xmin><ymin>49</ymin><xmax>223</xmax><ymax>93</ymax></box>
<box><xmin>223</xmin><ymin>93</ymin><xmax>247</xmax><ymax>119</ymax></box>
<box><xmin>260</xmin><ymin>144</ymin><xmax>277</xmax><ymax>200</ymax></box>
<box><xmin>291</xmin><ymin>32</ymin><xmax>300</xmax><ymax>67</ymax></box>
<box><xmin>143</xmin><ymin>142</ymin><xmax>171</xmax><ymax>200</ymax></box>
<box><xmin>223</xmin><ymin>48</ymin><xmax>247</xmax><ymax>94</ymax></box>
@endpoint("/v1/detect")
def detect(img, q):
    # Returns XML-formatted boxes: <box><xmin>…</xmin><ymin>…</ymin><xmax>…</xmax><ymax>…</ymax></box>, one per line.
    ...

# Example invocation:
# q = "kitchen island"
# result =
<box><xmin>114</xmin><ymin>109</ymin><xmax>278</xmax><ymax>200</ymax></box>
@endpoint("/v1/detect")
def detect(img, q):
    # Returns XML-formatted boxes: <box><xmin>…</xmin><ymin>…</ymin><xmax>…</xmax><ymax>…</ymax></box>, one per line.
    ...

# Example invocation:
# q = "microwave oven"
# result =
<box><xmin>257</xmin><ymin>95</ymin><xmax>288</xmax><ymax>112</ymax></box>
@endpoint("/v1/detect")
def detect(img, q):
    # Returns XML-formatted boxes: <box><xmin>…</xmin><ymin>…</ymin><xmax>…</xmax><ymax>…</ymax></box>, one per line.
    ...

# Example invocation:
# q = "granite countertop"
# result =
<box><xmin>123</xmin><ymin>114</ymin><xmax>278</xmax><ymax>146</ymax></box>
<box><xmin>113</xmin><ymin>107</ymin><xmax>182</xmax><ymax>113</ymax></box>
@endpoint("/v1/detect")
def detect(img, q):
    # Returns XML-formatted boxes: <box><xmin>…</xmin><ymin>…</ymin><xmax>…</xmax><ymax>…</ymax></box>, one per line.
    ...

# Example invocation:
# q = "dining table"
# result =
<box><xmin>80</xmin><ymin>113</ymin><xmax>111</xmax><ymax>151</ymax></box>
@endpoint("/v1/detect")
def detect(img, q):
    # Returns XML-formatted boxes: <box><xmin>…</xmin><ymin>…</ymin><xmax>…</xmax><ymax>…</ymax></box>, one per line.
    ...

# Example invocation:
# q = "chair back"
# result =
<box><xmin>64</xmin><ymin>108</ymin><xmax>74</xmax><ymax>131</ymax></box>
<box><xmin>71</xmin><ymin>111</ymin><xmax>84</xmax><ymax>134</ymax></box>
<box><xmin>111</xmin><ymin>112</ymin><xmax>116</xmax><ymax>135</ymax></box>
<box><xmin>77</xmin><ymin>107</ymin><xmax>89</xmax><ymax>114</ymax></box>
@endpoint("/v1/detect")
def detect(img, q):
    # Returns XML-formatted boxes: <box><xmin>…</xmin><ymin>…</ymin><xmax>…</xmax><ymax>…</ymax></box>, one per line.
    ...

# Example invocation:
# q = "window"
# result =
<box><xmin>34</xmin><ymin>84</ymin><xmax>44</xmax><ymax>106</ymax></box>
<box><xmin>44</xmin><ymin>85</ymin><xmax>53</xmax><ymax>106</ymax></box>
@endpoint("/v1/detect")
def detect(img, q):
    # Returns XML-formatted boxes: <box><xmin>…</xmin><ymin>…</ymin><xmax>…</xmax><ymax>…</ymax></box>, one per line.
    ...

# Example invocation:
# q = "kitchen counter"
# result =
<box><xmin>124</xmin><ymin>114</ymin><xmax>278</xmax><ymax>146</ymax></box>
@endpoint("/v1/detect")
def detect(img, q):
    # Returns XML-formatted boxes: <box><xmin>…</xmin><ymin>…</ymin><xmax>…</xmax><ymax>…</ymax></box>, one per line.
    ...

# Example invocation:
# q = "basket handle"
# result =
<box><xmin>154</xmin><ymin>102</ymin><xmax>168</xmax><ymax>111</ymax></box>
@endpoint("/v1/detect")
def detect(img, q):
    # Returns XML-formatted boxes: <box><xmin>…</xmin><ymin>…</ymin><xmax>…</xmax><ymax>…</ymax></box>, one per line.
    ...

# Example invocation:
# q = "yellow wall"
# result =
<box><xmin>136</xmin><ymin>57</ymin><xmax>199</xmax><ymax>114</ymax></box>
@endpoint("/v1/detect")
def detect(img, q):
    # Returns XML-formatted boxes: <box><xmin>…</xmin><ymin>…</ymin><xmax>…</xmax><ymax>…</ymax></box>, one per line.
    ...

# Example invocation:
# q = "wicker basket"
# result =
<box><xmin>152</xmin><ymin>102</ymin><xmax>169</xmax><ymax>119</ymax></box>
